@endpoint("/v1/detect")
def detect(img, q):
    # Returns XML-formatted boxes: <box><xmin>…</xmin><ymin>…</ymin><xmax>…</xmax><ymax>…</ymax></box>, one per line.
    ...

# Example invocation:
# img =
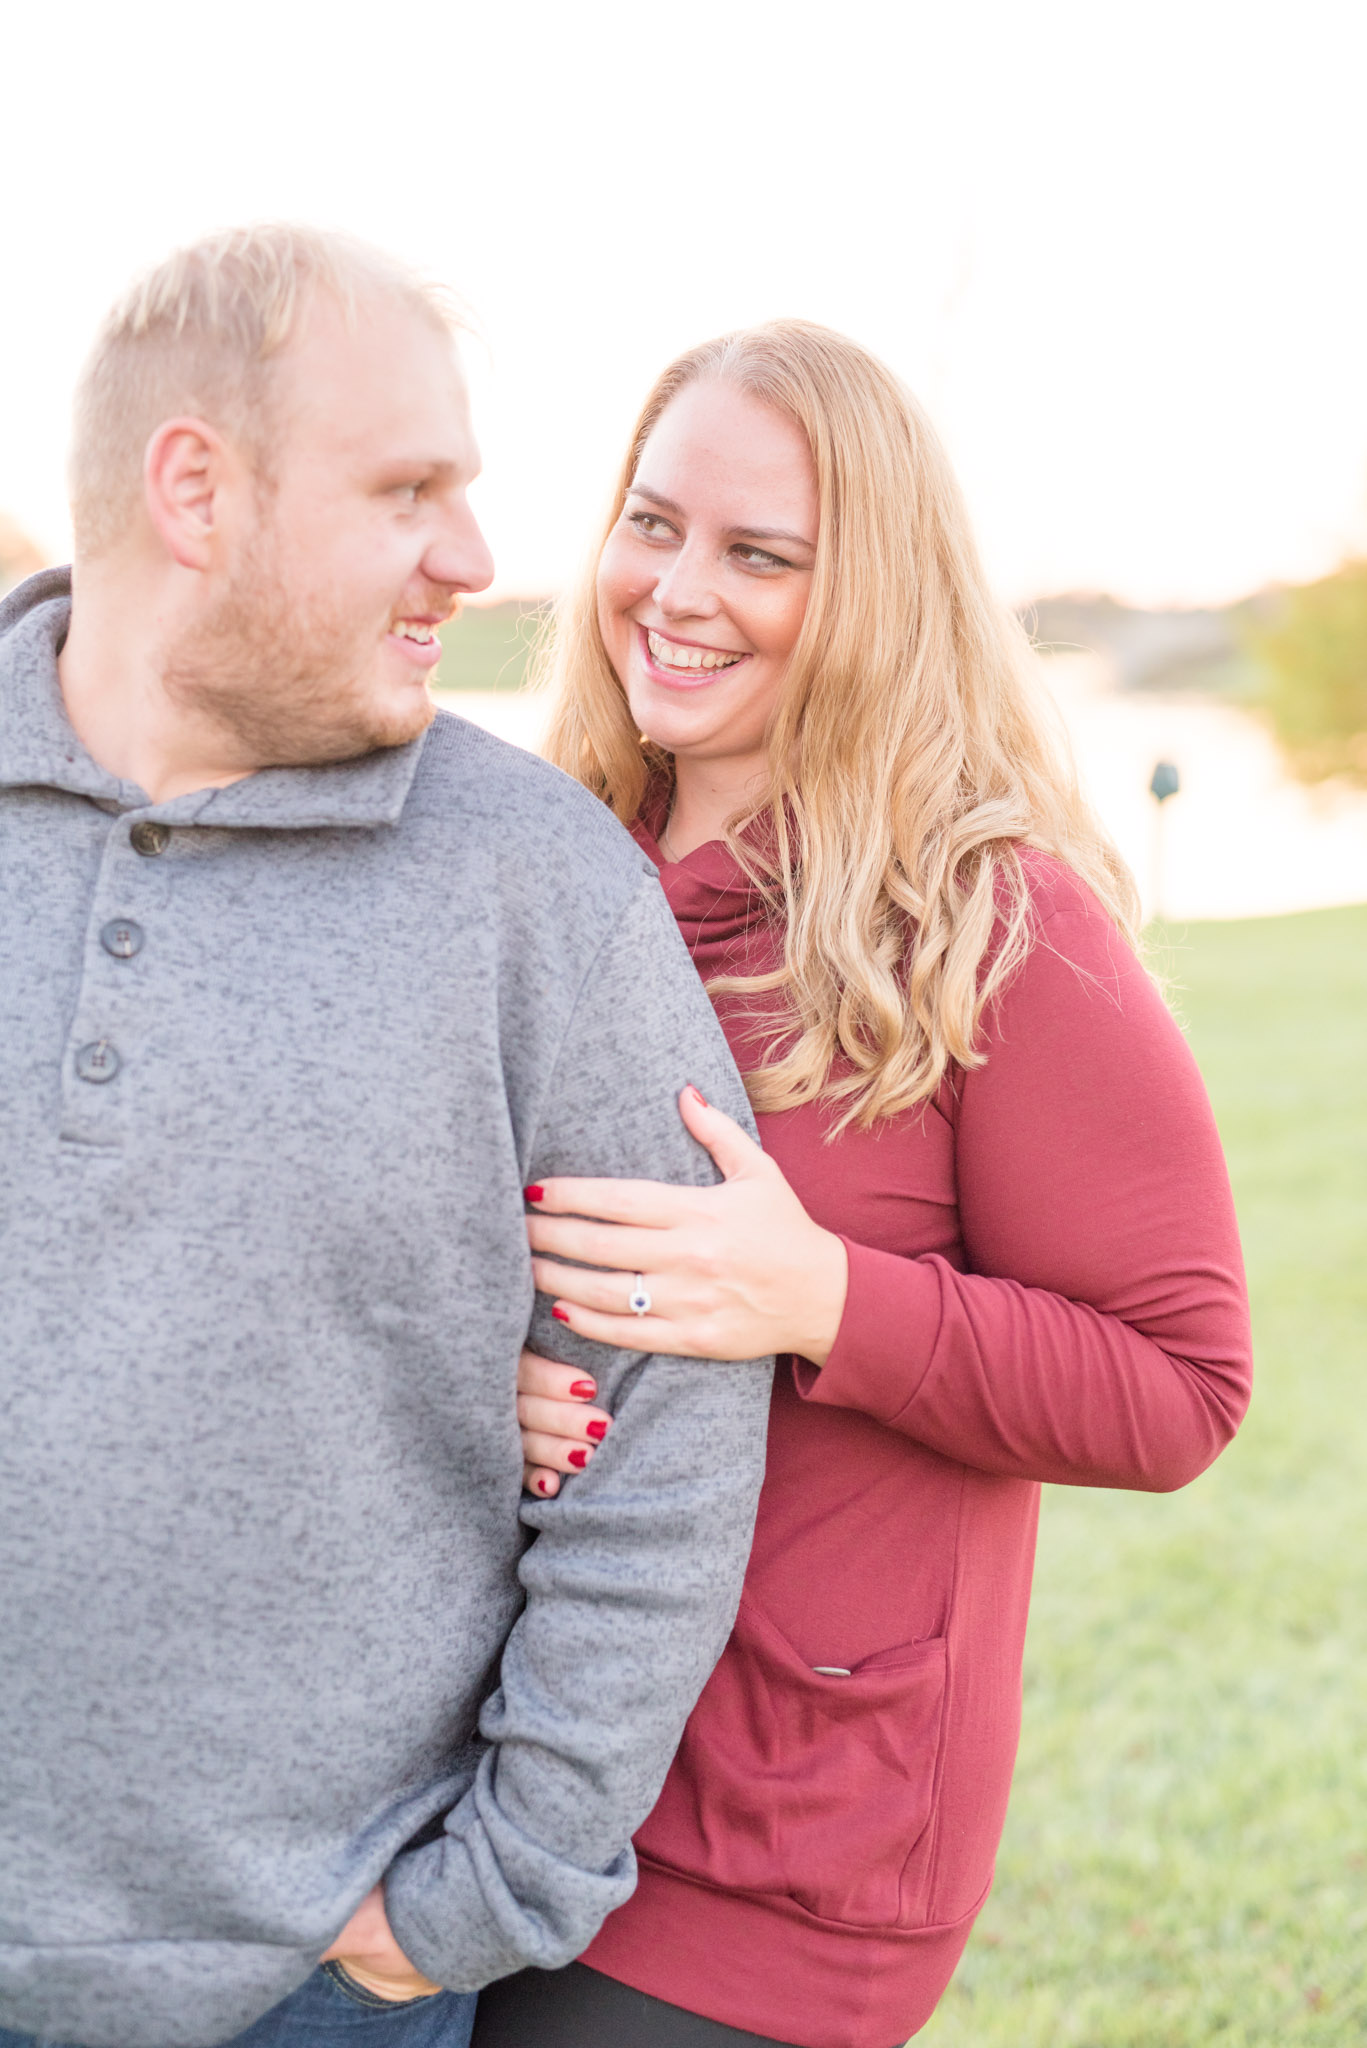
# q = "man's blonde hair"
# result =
<box><xmin>69</xmin><ymin>222</ymin><xmax>461</xmax><ymax>559</ymax></box>
<box><xmin>541</xmin><ymin>319</ymin><xmax>1141</xmax><ymax>1132</ymax></box>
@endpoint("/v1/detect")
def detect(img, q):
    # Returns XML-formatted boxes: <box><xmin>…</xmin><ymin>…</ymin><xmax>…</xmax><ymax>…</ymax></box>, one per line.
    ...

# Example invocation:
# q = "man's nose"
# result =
<box><xmin>424</xmin><ymin>498</ymin><xmax>495</xmax><ymax>598</ymax></box>
<box><xmin>652</xmin><ymin>538</ymin><xmax>720</xmax><ymax>621</ymax></box>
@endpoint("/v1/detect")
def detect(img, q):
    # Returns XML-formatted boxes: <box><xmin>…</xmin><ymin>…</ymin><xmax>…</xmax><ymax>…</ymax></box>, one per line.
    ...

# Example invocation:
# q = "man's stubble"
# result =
<box><xmin>162</xmin><ymin>520</ymin><xmax>436</xmax><ymax>771</ymax></box>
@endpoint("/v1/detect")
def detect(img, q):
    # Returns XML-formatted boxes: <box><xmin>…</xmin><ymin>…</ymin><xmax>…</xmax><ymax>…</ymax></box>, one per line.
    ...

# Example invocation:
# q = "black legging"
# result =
<box><xmin>471</xmin><ymin>1961</ymin><xmax>805</xmax><ymax>2048</ymax></box>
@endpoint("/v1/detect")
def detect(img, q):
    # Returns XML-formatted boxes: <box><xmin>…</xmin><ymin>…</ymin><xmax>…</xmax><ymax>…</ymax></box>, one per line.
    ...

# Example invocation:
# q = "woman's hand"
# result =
<box><xmin>525</xmin><ymin>1084</ymin><xmax>849</xmax><ymax>1366</ymax></box>
<box><xmin>517</xmin><ymin>1348</ymin><xmax>614</xmax><ymax>1498</ymax></box>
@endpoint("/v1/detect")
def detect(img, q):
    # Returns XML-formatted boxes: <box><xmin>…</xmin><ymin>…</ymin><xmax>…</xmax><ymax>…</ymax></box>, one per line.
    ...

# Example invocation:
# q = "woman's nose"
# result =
<box><xmin>652</xmin><ymin>541</ymin><xmax>720</xmax><ymax>621</ymax></box>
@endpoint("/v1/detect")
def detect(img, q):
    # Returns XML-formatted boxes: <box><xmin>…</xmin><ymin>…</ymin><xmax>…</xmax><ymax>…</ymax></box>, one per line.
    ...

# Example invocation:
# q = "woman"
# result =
<box><xmin>472</xmin><ymin>323</ymin><xmax>1251</xmax><ymax>2048</ymax></box>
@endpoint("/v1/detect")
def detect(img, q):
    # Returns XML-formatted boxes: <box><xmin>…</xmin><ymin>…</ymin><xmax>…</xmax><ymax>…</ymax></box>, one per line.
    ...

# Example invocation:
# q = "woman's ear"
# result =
<box><xmin>142</xmin><ymin>416</ymin><xmax>234</xmax><ymax>571</ymax></box>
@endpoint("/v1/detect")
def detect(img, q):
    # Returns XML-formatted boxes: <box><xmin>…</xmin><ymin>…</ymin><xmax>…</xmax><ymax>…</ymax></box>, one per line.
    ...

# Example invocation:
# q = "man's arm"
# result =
<box><xmin>382</xmin><ymin>872</ymin><xmax>774</xmax><ymax>1990</ymax></box>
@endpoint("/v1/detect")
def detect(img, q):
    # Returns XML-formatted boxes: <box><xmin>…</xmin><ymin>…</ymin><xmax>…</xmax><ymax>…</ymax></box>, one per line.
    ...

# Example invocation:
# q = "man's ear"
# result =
<box><xmin>143</xmin><ymin>416</ymin><xmax>237</xmax><ymax>571</ymax></box>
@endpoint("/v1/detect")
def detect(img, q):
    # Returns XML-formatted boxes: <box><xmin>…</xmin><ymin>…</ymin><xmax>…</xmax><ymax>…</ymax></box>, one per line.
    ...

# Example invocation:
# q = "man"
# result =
<box><xmin>0</xmin><ymin>226</ymin><xmax>772</xmax><ymax>2048</ymax></box>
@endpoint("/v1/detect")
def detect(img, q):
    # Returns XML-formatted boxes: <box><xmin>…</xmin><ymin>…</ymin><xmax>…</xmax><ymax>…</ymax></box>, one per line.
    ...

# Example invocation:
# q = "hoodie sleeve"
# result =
<box><xmin>795</xmin><ymin>875</ymin><xmax>1252</xmax><ymax>1491</ymax></box>
<box><xmin>384</xmin><ymin>872</ymin><xmax>774</xmax><ymax>1989</ymax></box>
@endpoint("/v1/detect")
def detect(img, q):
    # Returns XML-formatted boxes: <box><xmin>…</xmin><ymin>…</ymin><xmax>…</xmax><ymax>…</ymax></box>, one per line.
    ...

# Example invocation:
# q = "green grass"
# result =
<box><xmin>918</xmin><ymin>904</ymin><xmax>1367</xmax><ymax>2046</ymax></box>
<box><xmin>431</xmin><ymin>599</ymin><xmax>546</xmax><ymax>693</ymax></box>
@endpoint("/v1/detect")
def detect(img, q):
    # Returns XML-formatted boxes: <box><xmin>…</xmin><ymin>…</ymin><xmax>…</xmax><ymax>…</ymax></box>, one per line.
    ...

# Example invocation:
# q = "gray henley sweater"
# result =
<box><xmin>0</xmin><ymin>570</ymin><xmax>773</xmax><ymax>2048</ymax></box>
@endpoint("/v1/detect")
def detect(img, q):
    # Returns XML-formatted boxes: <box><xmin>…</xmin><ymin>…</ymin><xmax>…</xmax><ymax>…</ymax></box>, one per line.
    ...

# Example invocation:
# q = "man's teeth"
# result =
<box><xmin>393</xmin><ymin>622</ymin><xmax>437</xmax><ymax>644</ymax></box>
<box><xmin>647</xmin><ymin>629</ymin><xmax>744</xmax><ymax>672</ymax></box>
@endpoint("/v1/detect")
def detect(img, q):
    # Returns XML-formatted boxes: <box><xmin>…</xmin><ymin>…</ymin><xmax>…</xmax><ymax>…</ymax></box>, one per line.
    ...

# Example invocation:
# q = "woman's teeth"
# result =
<box><xmin>647</xmin><ymin>629</ymin><xmax>744</xmax><ymax>673</ymax></box>
<box><xmin>393</xmin><ymin>622</ymin><xmax>437</xmax><ymax>645</ymax></box>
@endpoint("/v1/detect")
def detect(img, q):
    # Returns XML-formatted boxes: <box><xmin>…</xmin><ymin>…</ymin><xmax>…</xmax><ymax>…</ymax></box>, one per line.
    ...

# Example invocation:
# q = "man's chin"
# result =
<box><xmin>253</xmin><ymin>686</ymin><xmax>436</xmax><ymax>771</ymax></box>
<box><xmin>367</xmin><ymin>685</ymin><xmax>438</xmax><ymax>753</ymax></box>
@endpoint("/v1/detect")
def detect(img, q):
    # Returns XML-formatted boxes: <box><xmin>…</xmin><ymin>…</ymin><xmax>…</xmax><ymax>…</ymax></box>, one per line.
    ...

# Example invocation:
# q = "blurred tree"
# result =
<box><xmin>1246</xmin><ymin>561</ymin><xmax>1367</xmax><ymax>786</ymax></box>
<box><xmin>0</xmin><ymin>513</ymin><xmax>45</xmax><ymax>596</ymax></box>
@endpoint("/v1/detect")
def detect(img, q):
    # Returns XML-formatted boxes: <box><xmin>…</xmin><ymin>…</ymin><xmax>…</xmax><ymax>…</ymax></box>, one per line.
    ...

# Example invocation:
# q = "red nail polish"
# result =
<box><xmin>524</xmin><ymin>1185</ymin><xmax>545</xmax><ymax>1203</ymax></box>
<box><xmin>586</xmin><ymin>1419</ymin><xmax>609</xmax><ymax>1442</ymax></box>
<box><xmin>568</xmin><ymin>1448</ymin><xmax>589</xmax><ymax>1470</ymax></box>
<box><xmin>552</xmin><ymin>1305</ymin><xmax>570</xmax><ymax>1324</ymax></box>
<box><xmin>536</xmin><ymin>1476</ymin><xmax>550</xmax><ymax>1494</ymax></box>
<box><xmin>687</xmin><ymin>1085</ymin><xmax>710</xmax><ymax>1108</ymax></box>
<box><xmin>570</xmin><ymin>1380</ymin><xmax>597</xmax><ymax>1399</ymax></box>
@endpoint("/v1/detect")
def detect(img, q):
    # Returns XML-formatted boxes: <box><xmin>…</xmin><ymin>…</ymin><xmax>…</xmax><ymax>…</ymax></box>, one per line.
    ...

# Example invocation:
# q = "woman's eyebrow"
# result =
<box><xmin>725</xmin><ymin>524</ymin><xmax>815</xmax><ymax>551</ymax></box>
<box><xmin>628</xmin><ymin>482</ymin><xmax>684</xmax><ymax>514</ymax></box>
<box><xmin>628</xmin><ymin>482</ymin><xmax>814</xmax><ymax>553</ymax></box>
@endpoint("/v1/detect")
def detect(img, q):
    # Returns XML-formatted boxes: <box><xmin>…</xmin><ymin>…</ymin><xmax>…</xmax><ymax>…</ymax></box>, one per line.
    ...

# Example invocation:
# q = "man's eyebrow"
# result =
<box><xmin>628</xmin><ymin>481</ymin><xmax>815</xmax><ymax>553</ymax></box>
<box><xmin>377</xmin><ymin>457</ymin><xmax>466</xmax><ymax>483</ymax></box>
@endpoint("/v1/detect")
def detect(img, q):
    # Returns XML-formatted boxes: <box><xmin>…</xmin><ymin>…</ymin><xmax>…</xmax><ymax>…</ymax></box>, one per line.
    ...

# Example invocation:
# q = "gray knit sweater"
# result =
<box><xmin>0</xmin><ymin>571</ymin><xmax>773</xmax><ymax>2048</ymax></box>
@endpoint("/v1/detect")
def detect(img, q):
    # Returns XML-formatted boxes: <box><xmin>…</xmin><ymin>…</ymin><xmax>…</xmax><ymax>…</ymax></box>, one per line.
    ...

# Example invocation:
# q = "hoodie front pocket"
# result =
<box><xmin>636</xmin><ymin>1595</ymin><xmax>947</xmax><ymax>1929</ymax></box>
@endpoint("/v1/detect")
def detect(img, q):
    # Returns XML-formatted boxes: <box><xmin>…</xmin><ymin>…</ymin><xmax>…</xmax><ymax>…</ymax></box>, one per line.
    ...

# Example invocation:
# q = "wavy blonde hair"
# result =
<box><xmin>541</xmin><ymin>319</ymin><xmax>1139</xmax><ymax>1129</ymax></box>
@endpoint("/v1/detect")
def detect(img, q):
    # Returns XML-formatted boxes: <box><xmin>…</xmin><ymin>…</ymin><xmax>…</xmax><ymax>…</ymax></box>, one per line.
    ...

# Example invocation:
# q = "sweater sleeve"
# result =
<box><xmin>384</xmin><ymin>872</ymin><xmax>774</xmax><ymax>1990</ymax></box>
<box><xmin>797</xmin><ymin>872</ymin><xmax>1252</xmax><ymax>1491</ymax></box>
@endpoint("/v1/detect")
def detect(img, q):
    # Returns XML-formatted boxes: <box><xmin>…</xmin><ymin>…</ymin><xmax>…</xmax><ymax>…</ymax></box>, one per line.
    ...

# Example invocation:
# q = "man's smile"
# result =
<box><xmin>387</xmin><ymin>616</ymin><xmax>444</xmax><ymax>667</ymax></box>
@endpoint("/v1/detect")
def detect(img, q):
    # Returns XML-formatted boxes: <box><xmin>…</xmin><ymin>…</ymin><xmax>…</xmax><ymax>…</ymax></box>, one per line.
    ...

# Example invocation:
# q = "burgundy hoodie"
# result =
<box><xmin>580</xmin><ymin>831</ymin><xmax>1252</xmax><ymax>2048</ymax></box>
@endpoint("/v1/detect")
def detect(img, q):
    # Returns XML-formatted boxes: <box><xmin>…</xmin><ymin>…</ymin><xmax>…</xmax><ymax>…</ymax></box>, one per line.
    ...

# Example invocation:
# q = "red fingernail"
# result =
<box><xmin>552</xmin><ymin>1305</ymin><xmax>570</xmax><ymax>1324</ymax></box>
<box><xmin>570</xmin><ymin>1379</ymin><xmax>597</xmax><ymax>1399</ymax></box>
<box><xmin>536</xmin><ymin>1476</ymin><xmax>551</xmax><ymax>1494</ymax></box>
<box><xmin>568</xmin><ymin>1448</ymin><xmax>589</xmax><ymax>1469</ymax></box>
<box><xmin>524</xmin><ymin>1185</ymin><xmax>544</xmax><ymax>1202</ymax></box>
<box><xmin>686</xmin><ymin>1084</ymin><xmax>709</xmax><ymax>1107</ymax></box>
<box><xmin>586</xmin><ymin>1419</ymin><xmax>609</xmax><ymax>1442</ymax></box>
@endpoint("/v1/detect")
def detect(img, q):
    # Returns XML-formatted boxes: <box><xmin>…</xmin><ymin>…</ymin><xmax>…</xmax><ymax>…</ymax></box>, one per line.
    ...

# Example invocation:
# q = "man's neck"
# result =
<box><xmin>58</xmin><ymin>560</ymin><xmax>255</xmax><ymax>803</ymax></box>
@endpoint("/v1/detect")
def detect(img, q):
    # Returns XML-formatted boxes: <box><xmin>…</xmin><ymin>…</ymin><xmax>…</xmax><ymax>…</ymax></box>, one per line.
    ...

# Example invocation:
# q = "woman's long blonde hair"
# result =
<box><xmin>541</xmin><ymin>320</ymin><xmax>1139</xmax><ymax>1130</ymax></box>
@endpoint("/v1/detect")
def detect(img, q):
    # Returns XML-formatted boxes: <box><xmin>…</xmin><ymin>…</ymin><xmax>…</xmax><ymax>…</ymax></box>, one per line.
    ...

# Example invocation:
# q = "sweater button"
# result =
<box><xmin>75</xmin><ymin>1040</ymin><xmax>121</xmax><ymax>1084</ymax></box>
<box><xmin>101</xmin><ymin>918</ymin><xmax>145</xmax><ymax>959</ymax></box>
<box><xmin>130</xmin><ymin>820</ymin><xmax>170</xmax><ymax>857</ymax></box>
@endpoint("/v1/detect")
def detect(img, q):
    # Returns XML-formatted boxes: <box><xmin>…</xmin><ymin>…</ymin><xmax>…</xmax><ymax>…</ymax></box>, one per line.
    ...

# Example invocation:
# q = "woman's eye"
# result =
<box><xmin>627</xmin><ymin>511</ymin><xmax>676</xmax><ymax>541</ymax></box>
<box><xmin>733</xmin><ymin>544</ymin><xmax>789</xmax><ymax>571</ymax></box>
<box><xmin>394</xmin><ymin>483</ymin><xmax>424</xmax><ymax>504</ymax></box>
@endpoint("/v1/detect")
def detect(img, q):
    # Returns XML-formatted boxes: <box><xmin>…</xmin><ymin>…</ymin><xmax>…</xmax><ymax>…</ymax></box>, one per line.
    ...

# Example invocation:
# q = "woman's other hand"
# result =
<box><xmin>518</xmin><ymin>1349</ymin><xmax>613</xmax><ymax>1498</ymax></box>
<box><xmin>525</xmin><ymin>1085</ymin><xmax>849</xmax><ymax>1366</ymax></box>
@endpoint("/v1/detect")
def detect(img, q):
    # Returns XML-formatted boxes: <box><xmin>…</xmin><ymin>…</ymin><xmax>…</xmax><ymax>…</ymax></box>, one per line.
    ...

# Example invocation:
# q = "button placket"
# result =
<box><xmin>59</xmin><ymin>815</ymin><xmax>173</xmax><ymax>1144</ymax></box>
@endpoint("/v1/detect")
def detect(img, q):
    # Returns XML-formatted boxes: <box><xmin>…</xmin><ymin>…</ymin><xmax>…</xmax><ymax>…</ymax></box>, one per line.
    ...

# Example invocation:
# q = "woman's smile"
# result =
<box><xmin>638</xmin><ymin>624</ymin><xmax>752</xmax><ymax>687</ymax></box>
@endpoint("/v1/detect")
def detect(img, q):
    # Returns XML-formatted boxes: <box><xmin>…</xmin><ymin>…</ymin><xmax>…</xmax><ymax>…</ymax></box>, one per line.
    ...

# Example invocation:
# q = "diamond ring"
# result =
<box><xmin>628</xmin><ymin>1274</ymin><xmax>652</xmax><ymax>1317</ymax></box>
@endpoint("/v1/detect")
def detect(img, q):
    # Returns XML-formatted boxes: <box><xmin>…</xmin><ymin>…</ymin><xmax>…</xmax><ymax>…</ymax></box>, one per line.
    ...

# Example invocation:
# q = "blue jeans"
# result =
<box><xmin>0</xmin><ymin>1965</ymin><xmax>477</xmax><ymax>2048</ymax></box>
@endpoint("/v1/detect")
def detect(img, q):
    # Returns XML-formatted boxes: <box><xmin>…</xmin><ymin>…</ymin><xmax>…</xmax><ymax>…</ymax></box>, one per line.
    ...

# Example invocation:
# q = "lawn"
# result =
<box><xmin>919</xmin><ymin>903</ymin><xmax>1367</xmax><ymax>2046</ymax></box>
<box><xmin>432</xmin><ymin>599</ymin><xmax>545</xmax><ymax>693</ymax></box>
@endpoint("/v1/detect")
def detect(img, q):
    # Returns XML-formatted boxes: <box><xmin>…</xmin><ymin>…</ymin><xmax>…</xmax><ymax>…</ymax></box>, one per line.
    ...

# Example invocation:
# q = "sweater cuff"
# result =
<box><xmin>384</xmin><ymin>1798</ymin><xmax>635</xmax><ymax>1992</ymax></box>
<box><xmin>792</xmin><ymin>1236</ymin><xmax>943</xmax><ymax>1424</ymax></box>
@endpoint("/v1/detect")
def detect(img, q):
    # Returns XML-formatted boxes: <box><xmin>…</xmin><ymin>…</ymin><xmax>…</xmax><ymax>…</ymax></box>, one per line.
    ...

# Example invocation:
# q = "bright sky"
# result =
<box><xmin>2</xmin><ymin>0</ymin><xmax>1364</xmax><ymax>606</ymax></box>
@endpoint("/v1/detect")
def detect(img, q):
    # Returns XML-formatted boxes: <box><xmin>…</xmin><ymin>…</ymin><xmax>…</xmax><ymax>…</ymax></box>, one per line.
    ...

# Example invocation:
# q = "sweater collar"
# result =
<box><xmin>0</xmin><ymin>568</ymin><xmax>427</xmax><ymax>830</ymax></box>
<box><xmin>632</xmin><ymin>816</ymin><xmax>778</xmax><ymax>960</ymax></box>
